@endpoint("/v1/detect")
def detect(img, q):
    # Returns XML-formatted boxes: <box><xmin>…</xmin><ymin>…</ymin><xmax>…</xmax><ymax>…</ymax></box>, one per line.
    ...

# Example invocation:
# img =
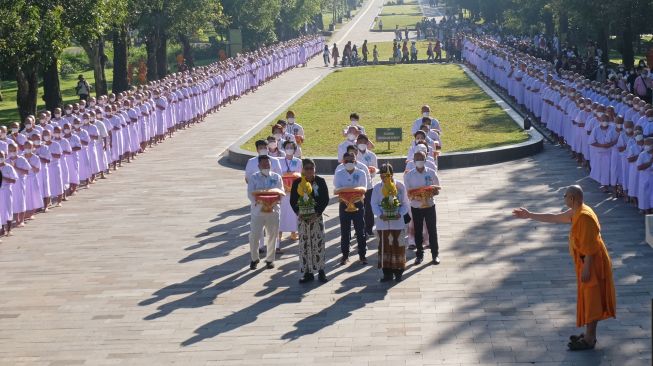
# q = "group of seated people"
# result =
<box><xmin>465</xmin><ymin>34</ymin><xmax>653</xmax><ymax>214</ymax></box>
<box><xmin>0</xmin><ymin>35</ymin><xmax>324</xmax><ymax>240</ymax></box>
<box><xmin>244</xmin><ymin>105</ymin><xmax>444</xmax><ymax>282</ymax></box>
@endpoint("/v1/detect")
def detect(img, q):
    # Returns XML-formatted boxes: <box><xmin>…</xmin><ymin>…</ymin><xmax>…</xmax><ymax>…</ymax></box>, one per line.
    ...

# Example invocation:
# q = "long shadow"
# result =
<box><xmin>423</xmin><ymin>146</ymin><xmax>652</xmax><ymax>364</ymax></box>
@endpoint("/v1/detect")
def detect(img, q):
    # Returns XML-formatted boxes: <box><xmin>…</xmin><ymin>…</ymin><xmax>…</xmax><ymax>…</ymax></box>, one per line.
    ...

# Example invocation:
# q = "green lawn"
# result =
<box><xmin>242</xmin><ymin>64</ymin><xmax>528</xmax><ymax>156</ymax></box>
<box><xmin>368</xmin><ymin>40</ymin><xmax>447</xmax><ymax>62</ymax></box>
<box><xmin>380</xmin><ymin>4</ymin><xmax>421</xmax><ymax>16</ymax></box>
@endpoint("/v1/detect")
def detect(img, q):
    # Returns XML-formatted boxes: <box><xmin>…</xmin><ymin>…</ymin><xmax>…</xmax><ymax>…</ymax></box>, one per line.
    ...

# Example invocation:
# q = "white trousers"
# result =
<box><xmin>250</xmin><ymin>212</ymin><xmax>279</xmax><ymax>263</ymax></box>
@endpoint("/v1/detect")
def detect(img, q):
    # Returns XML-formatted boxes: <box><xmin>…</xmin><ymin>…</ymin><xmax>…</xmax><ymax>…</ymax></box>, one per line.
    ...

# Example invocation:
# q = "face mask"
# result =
<box><xmin>89</xmin><ymin>101</ymin><xmax>96</xmax><ymax>107</ymax></box>
<box><xmin>83</xmin><ymin>120</ymin><xmax>90</xmax><ymax>125</ymax></box>
<box><xmin>74</xmin><ymin>124</ymin><xmax>81</xmax><ymax>129</ymax></box>
<box><xmin>600</xmin><ymin>121</ymin><xmax>609</xmax><ymax>128</ymax></box>
<box><xmin>626</xmin><ymin>128</ymin><xmax>634</xmax><ymax>134</ymax></box>
<box><xmin>616</xmin><ymin>124</ymin><xmax>624</xmax><ymax>130</ymax></box>
<box><xmin>34</xmin><ymin>140</ymin><xmax>41</xmax><ymax>146</ymax></box>
<box><xmin>11</xmin><ymin>128</ymin><xmax>18</xmax><ymax>134</ymax></box>
<box><xmin>285</xmin><ymin>149</ymin><xmax>295</xmax><ymax>156</ymax></box>
<box><xmin>415</xmin><ymin>160</ymin><xmax>425</xmax><ymax>169</ymax></box>
<box><xmin>268</xmin><ymin>142</ymin><xmax>277</xmax><ymax>150</ymax></box>
<box><xmin>274</xmin><ymin>133</ymin><xmax>282</xmax><ymax>140</ymax></box>
<box><xmin>64</xmin><ymin>129</ymin><xmax>71</xmax><ymax>134</ymax></box>
<box><xmin>54</xmin><ymin>113</ymin><xmax>61</xmax><ymax>118</ymax></box>
<box><xmin>344</xmin><ymin>163</ymin><xmax>355</xmax><ymax>171</ymax></box>
<box><xmin>65</xmin><ymin>109</ymin><xmax>72</xmax><ymax>115</ymax></box>
<box><xmin>636</xmin><ymin>135</ymin><xmax>644</xmax><ymax>142</ymax></box>
<box><xmin>357</xmin><ymin>143</ymin><xmax>367</xmax><ymax>151</ymax></box>
<box><xmin>24</xmin><ymin>123</ymin><xmax>32</xmax><ymax>129</ymax></box>
<box><xmin>54</xmin><ymin>133</ymin><xmax>61</xmax><ymax>139</ymax></box>
<box><xmin>260</xmin><ymin>168</ymin><xmax>270</xmax><ymax>175</ymax></box>
<box><xmin>350</xmin><ymin>120</ymin><xmax>358</xmax><ymax>126</ymax></box>
<box><xmin>287</xmin><ymin>118</ymin><xmax>295</xmax><ymax>124</ymax></box>
<box><xmin>596</xmin><ymin>112</ymin><xmax>604</xmax><ymax>118</ymax></box>
<box><xmin>258</xmin><ymin>149</ymin><xmax>268</xmax><ymax>156</ymax></box>
<box><xmin>23</xmin><ymin>149</ymin><xmax>32</xmax><ymax>154</ymax></box>
<box><xmin>0</xmin><ymin>158</ymin><xmax>4</xmax><ymax>164</ymax></box>
<box><xmin>347</xmin><ymin>133</ymin><xmax>356</xmax><ymax>141</ymax></box>
<box><xmin>9</xmin><ymin>152</ymin><xmax>16</xmax><ymax>158</ymax></box>
<box><xmin>422</xmin><ymin>112</ymin><xmax>430</xmax><ymax>117</ymax></box>
<box><xmin>0</xmin><ymin>132</ymin><xmax>5</xmax><ymax>139</ymax></box>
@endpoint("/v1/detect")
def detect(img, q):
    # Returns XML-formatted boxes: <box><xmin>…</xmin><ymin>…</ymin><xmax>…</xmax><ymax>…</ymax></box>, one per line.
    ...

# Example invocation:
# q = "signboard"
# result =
<box><xmin>376</xmin><ymin>128</ymin><xmax>403</xmax><ymax>142</ymax></box>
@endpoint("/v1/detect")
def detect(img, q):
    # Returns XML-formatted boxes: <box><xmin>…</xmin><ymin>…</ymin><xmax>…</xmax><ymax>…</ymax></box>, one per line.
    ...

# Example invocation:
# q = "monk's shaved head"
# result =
<box><xmin>566</xmin><ymin>185</ymin><xmax>584</xmax><ymax>202</ymax></box>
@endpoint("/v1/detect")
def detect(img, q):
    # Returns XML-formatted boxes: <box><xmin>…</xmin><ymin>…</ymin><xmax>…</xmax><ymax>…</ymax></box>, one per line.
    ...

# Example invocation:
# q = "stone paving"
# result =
<box><xmin>0</xmin><ymin>1</ymin><xmax>652</xmax><ymax>364</ymax></box>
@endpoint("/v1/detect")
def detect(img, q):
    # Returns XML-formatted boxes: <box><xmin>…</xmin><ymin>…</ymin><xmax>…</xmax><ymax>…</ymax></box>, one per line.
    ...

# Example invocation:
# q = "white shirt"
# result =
<box><xmin>403</xmin><ymin>167</ymin><xmax>440</xmax><ymax>208</ymax></box>
<box><xmin>337</xmin><ymin>139</ymin><xmax>357</xmax><ymax>162</ymax></box>
<box><xmin>333</xmin><ymin>166</ymin><xmax>367</xmax><ymax>190</ymax></box>
<box><xmin>335</xmin><ymin>161</ymin><xmax>372</xmax><ymax>189</ymax></box>
<box><xmin>357</xmin><ymin>149</ymin><xmax>378</xmax><ymax>180</ymax></box>
<box><xmin>245</xmin><ymin>155</ymin><xmax>282</xmax><ymax>182</ymax></box>
<box><xmin>247</xmin><ymin>171</ymin><xmax>283</xmax><ymax>216</ymax></box>
<box><xmin>411</xmin><ymin>116</ymin><xmax>441</xmax><ymax>135</ymax></box>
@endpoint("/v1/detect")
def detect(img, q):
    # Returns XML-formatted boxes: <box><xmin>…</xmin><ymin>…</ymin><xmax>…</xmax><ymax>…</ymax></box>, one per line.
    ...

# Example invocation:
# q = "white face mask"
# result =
<box><xmin>285</xmin><ymin>149</ymin><xmax>295</xmax><ymax>156</ymax></box>
<box><xmin>347</xmin><ymin>133</ymin><xmax>356</xmax><ymax>141</ymax></box>
<box><xmin>357</xmin><ymin>143</ymin><xmax>367</xmax><ymax>151</ymax></box>
<box><xmin>34</xmin><ymin>141</ymin><xmax>41</xmax><ymax>146</ymax></box>
<box><xmin>287</xmin><ymin>118</ymin><xmax>295</xmax><ymax>124</ymax></box>
<box><xmin>260</xmin><ymin>168</ymin><xmax>270</xmax><ymax>175</ymax></box>
<box><xmin>0</xmin><ymin>132</ymin><xmax>5</xmax><ymax>139</ymax></box>
<box><xmin>600</xmin><ymin>121</ymin><xmax>609</xmax><ymax>128</ymax></box>
<box><xmin>350</xmin><ymin>120</ymin><xmax>358</xmax><ymax>126</ymax></box>
<box><xmin>64</xmin><ymin>129</ymin><xmax>71</xmax><ymax>134</ymax></box>
<box><xmin>54</xmin><ymin>133</ymin><xmax>61</xmax><ymax>138</ymax></box>
<box><xmin>24</xmin><ymin>123</ymin><xmax>32</xmax><ymax>129</ymax></box>
<box><xmin>9</xmin><ymin>152</ymin><xmax>16</xmax><ymax>158</ymax></box>
<box><xmin>83</xmin><ymin>119</ymin><xmax>90</xmax><ymax>125</ymax></box>
<box><xmin>415</xmin><ymin>160</ymin><xmax>425</xmax><ymax>169</ymax></box>
<box><xmin>422</xmin><ymin>112</ymin><xmax>430</xmax><ymax>117</ymax></box>
<box><xmin>344</xmin><ymin>162</ymin><xmax>355</xmax><ymax>171</ymax></box>
<box><xmin>65</xmin><ymin>109</ymin><xmax>72</xmax><ymax>115</ymax></box>
<box><xmin>0</xmin><ymin>158</ymin><xmax>4</xmax><ymax>164</ymax></box>
<box><xmin>258</xmin><ymin>149</ymin><xmax>268</xmax><ymax>156</ymax></box>
<box><xmin>274</xmin><ymin>133</ymin><xmax>282</xmax><ymax>140</ymax></box>
<box><xmin>11</xmin><ymin>128</ymin><xmax>18</xmax><ymax>134</ymax></box>
<box><xmin>626</xmin><ymin>128</ymin><xmax>634</xmax><ymax>134</ymax></box>
<box><xmin>54</xmin><ymin>113</ymin><xmax>61</xmax><ymax>118</ymax></box>
<box><xmin>44</xmin><ymin>136</ymin><xmax>51</xmax><ymax>142</ymax></box>
<box><xmin>596</xmin><ymin>112</ymin><xmax>604</xmax><ymax>118</ymax></box>
<box><xmin>268</xmin><ymin>142</ymin><xmax>277</xmax><ymax>150</ymax></box>
<box><xmin>636</xmin><ymin>135</ymin><xmax>644</xmax><ymax>142</ymax></box>
<box><xmin>24</xmin><ymin>148</ymin><xmax>32</xmax><ymax>154</ymax></box>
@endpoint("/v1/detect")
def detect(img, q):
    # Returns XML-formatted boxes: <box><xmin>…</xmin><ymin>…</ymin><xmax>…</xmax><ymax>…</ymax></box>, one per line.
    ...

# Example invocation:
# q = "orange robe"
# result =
<box><xmin>569</xmin><ymin>204</ymin><xmax>616</xmax><ymax>327</ymax></box>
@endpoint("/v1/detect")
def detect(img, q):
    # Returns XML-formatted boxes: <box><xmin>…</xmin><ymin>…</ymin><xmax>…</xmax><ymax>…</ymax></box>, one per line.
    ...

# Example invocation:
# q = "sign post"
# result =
<box><xmin>376</xmin><ymin>128</ymin><xmax>403</xmax><ymax>151</ymax></box>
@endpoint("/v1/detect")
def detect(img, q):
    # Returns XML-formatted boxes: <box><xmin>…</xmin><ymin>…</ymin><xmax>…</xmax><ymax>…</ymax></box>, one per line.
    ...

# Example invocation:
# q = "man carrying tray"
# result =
<box><xmin>247</xmin><ymin>155</ymin><xmax>284</xmax><ymax>270</ymax></box>
<box><xmin>404</xmin><ymin>151</ymin><xmax>442</xmax><ymax>265</ymax></box>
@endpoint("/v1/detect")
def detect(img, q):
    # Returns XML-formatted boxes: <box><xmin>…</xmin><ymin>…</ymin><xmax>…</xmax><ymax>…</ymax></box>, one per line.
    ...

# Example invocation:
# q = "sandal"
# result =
<box><xmin>569</xmin><ymin>333</ymin><xmax>584</xmax><ymax>342</ymax></box>
<box><xmin>568</xmin><ymin>338</ymin><xmax>596</xmax><ymax>351</ymax></box>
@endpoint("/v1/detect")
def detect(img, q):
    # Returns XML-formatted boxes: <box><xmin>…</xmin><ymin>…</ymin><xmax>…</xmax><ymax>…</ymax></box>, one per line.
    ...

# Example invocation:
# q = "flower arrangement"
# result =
<box><xmin>380</xmin><ymin>174</ymin><xmax>400</xmax><ymax>220</ymax></box>
<box><xmin>297</xmin><ymin>175</ymin><xmax>316</xmax><ymax>218</ymax></box>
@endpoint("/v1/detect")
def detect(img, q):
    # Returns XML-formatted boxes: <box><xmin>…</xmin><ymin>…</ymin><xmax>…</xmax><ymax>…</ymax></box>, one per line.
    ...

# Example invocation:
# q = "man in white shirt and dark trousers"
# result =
<box><xmin>334</xmin><ymin>152</ymin><xmax>368</xmax><ymax>265</ymax></box>
<box><xmin>355</xmin><ymin>134</ymin><xmax>378</xmax><ymax>236</ymax></box>
<box><xmin>247</xmin><ymin>155</ymin><xmax>283</xmax><ymax>270</ymax></box>
<box><xmin>404</xmin><ymin>151</ymin><xmax>442</xmax><ymax>265</ymax></box>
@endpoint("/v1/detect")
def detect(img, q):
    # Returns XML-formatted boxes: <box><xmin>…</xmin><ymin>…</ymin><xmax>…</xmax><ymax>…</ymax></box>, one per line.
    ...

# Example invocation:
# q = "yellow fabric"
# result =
<box><xmin>569</xmin><ymin>204</ymin><xmax>617</xmax><ymax>327</ymax></box>
<box><xmin>297</xmin><ymin>175</ymin><xmax>312</xmax><ymax>197</ymax></box>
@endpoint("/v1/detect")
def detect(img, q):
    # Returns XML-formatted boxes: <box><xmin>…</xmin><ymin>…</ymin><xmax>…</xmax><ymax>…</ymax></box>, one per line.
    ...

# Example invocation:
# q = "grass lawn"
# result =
<box><xmin>376</xmin><ymin>14</ymin><xmax>423</xmax><ymax>31</ymax></box>
<box><xmin>242</xmin><ymin>64</ymin><xmax>528</xmax><ymax>156</ymax></box>
<box><xmin>380</xmin><ymin>4</ymin><xmax>421</xmax><ymax>16</ymax></box>
<box><xmin>367</xmin><ymin>40</ymin><xmax>447</xmax><ymax>62</ymax></box>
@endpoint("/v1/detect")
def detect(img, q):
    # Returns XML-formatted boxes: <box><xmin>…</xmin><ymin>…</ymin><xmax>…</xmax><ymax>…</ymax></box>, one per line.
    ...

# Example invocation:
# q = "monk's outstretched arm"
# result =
<box><xmin>513</xmin><ymin>207</ymin><xmax>572</xmax><ymax>224</ymax></box>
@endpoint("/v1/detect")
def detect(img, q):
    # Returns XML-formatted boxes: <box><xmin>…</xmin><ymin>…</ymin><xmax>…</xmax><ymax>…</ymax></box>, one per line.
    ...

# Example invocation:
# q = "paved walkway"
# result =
<box><xmin>417</xmin><ymin>0</ymin><xmax>446</xmax><ymax>20</ymax></box>
<box><xmin>0</xmin><ymin>1</ymin><xmax>651</xmax><ymax>364</ymax></box>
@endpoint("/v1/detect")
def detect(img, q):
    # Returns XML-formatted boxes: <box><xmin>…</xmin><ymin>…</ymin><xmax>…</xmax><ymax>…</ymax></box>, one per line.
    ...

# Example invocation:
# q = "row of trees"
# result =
<box><xmin>445</xmin><ymin>0</ymin><xmax>653</xmax><ymax>67</ymax></box>
<box><xmin>0</xmin><ymin>0</ymin><xmax>337</xmax><ymax>121</ymax></box>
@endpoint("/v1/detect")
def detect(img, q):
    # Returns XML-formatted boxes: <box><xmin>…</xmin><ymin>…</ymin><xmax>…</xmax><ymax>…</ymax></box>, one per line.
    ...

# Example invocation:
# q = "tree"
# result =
<box><xmin>222</xmin><ymin>0</ymin><xmax>282</xmax><ymax>49</ymax></box>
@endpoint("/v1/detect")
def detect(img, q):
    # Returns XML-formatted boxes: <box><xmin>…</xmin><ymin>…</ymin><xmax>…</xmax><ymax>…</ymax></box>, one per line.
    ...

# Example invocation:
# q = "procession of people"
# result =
<box><xmin>244</xmin><ymin>105</ymin><xmax>443</xmax><ymax>283</ymax></box>
<box><xmin>0</xmin><ymin>35</ymin><xmax>324</xmax><ymax>239</ymax></box>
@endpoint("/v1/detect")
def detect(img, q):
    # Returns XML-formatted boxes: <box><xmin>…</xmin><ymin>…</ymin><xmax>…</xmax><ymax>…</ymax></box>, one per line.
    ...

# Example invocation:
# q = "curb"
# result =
<box><xmin>227</xmin><ymin>63</ymin><xmax>543</xmax><ymax>175</ymax></box>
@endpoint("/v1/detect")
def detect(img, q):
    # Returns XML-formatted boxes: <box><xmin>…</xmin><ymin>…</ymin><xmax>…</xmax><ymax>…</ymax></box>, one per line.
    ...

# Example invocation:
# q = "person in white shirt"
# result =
<box><xmin>411</xmin><ymin>105</ymin><xmax>441</xmax><ymax>135</ymax></box>
<box><xmin>404</xmin><ymin>151</ymin><xmax>442</xmax><ymax>265</ymax></box>
<box><xmin>337</xmin><ymin>126</ymin><xmax>361</xmax><ymax>162</ymax></box>
<box><xmin>285</xmin><ymin>110</ymin><xmax>305</xmax><ymax>145</ymax></box>
<box><xmin>245</xmin><ymin>140</ymin><xmax>282</xmax><ymax>183</ymax></box>
<box><xmin>333</xmin><ymin>152</ymin><xmax>368</xmax><ymax>265</ymax></box>
<box><xmin>247</xmin><ymin>155</ymin><xmax>283</xmax><ymax>270</ymax></box>
<box><xmin>371</xmin><ymin>163</ymin><xmax>410</xmax><ymax>282</ymax></box>
<box><xmin>356</xmin><ymin>134</ymin><xmax>378</xmax><ymax>236</ymax></box>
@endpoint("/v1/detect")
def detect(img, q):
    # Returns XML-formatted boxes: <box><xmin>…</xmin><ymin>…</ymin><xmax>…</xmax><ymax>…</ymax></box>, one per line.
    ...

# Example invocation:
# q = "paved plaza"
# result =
<box><xmin>0</xmin><ymin>1</ymin><xmax>651</xmax><ymax>365</ymax></box>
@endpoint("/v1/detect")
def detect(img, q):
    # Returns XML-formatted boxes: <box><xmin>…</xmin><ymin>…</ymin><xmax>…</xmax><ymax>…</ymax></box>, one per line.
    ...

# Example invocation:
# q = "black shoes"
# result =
<box><xmin>379</xmin><ymin>275</ymin><xmax>393</xmax><ymax>283</ymax></box>
<box><xmin>359</xmin><ymin>256</ymin><xmax>368</xmax><ymax>265</ymax></box>
<box><xmin>265</xmin><ymin>261</ymin><xmax>274</xmax><ymax>269</ymax></box>
<box><xmin>318</xmin><ymin>270</ymin><xmax>328</xmax><ymax>283</ymax></box>
<box><xmin>432</xmin><ymin>256</ymin><xmax>441</xmax><ymax>265</ymax></box>
<box><xmin>250</xmin><ymin>260</ymin><xmax>260</xmax><ymax>270</ymax></box>
<box><xmin>414</xmin><ymin>257</ymin><xmax>423</xmax><ymax>265</ymax></box>
<box><xmin>299</xmin><ymin>273</ymin><xmax>315</xmax><ymax>283</ymax></box>
<box><xmin>395</xmin><ymin>273</ymin><xmax>402</xmax><ymax>282</ymax></box>
<box><xmin>339</xmin><ymin>256</ymin><xmax>349</xmax><ymax>265</ymax></box>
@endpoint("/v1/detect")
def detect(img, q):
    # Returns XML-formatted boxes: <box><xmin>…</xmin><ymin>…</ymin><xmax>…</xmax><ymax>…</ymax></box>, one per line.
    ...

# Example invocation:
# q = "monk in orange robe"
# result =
<box><xmin>512</xmin><ymin>185</ymin><xmax>616</xmax><ymax>351</ymax></box>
